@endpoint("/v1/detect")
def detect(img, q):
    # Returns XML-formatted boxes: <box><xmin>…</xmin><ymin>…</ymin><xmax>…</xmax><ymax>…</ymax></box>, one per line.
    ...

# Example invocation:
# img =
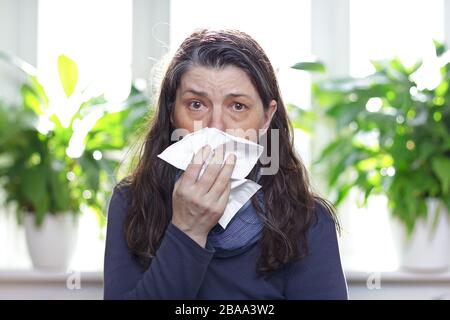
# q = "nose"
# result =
<box><xmin>207</xmin><ymin>106</ymin><xmax>225</xmax><ymax>131</ymax></box>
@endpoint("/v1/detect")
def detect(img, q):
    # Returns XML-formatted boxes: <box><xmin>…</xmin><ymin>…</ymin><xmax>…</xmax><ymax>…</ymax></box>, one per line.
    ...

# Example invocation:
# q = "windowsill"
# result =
<box><xmin>0</xmin><ymin>269</ymin><xmax>102</xmax><ymax>283</ymax></box>
<box><xmin>2</xmin><ymin>267</ymin><xmax>450</xmax><ymax>300</ymax></box>
<box><xmin>345</xmin><ymin>268</ymin><xmax>450</xmax><ymax>300</ymax></box>
<box><xmin>345</xmin><ymin>268</ymin><xmax>450</xmax><ymax>284</ymax></box>
<box><xmin>0</xmin><ymin>268</ymin><xmax>103</xmax><ymax>299</ymax></box>
<box><xmin>2</xmin><ymin>267</ymin><xmax>450</xmax><ymax>284</ymax></box>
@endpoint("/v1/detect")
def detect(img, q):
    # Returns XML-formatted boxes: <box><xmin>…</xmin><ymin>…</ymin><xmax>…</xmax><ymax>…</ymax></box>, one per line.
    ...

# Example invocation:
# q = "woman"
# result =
<box><xmin>103</xmin><ymin>29</ymin><xmax>348</xmax><ymax>300</ymax></box>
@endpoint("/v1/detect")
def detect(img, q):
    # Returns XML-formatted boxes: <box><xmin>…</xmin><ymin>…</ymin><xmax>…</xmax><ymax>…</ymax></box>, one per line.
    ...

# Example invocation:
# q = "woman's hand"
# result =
<box><xmin>171</xmin><ymin>144</ymin><xmax>236</xmax><ymax>248</ymax></box>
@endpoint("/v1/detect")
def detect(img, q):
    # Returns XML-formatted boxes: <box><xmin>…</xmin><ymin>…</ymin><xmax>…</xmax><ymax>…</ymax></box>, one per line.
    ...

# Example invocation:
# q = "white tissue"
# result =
<box><xmin>157</xmin><ymin>127</ymin><xmax>263</xmax><ymax>228</ymax></box>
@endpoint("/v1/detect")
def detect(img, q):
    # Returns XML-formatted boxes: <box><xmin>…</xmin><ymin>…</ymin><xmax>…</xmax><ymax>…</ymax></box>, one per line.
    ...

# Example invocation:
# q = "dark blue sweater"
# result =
<box><xmin>103</xmin><ymin>186</ymin><xmax>348</xmax><ymax>300</ymax></box>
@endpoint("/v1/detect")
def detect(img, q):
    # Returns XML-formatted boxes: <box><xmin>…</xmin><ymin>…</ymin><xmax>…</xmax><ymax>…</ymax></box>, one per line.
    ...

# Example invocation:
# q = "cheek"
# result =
<box><xmin>224</xmin><ymin>115</ymin><xmax>265</xmax><ymax>142</ymax></box>
<box><xmin>172</xmin><ymin>104</ymin><xmax>188</xmax><ymax>128</ymax></box>
<box><xmin>238</xmin><ymin>109</ymin><xmax>266</xmax><ymax>129</ymax></box>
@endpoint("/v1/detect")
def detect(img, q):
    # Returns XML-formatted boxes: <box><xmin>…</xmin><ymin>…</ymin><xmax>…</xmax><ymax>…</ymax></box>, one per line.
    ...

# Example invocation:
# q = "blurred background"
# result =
<box><xmin>0</xmin><ymin>0</ymin><xmax>450</xmax><ymax>300</ymax></box>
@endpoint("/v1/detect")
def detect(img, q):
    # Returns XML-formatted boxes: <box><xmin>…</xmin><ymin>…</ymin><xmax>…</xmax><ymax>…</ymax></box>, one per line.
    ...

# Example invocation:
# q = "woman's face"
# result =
<box><xmin>172</xmin><ymin>65</ymin><xmax>277</xmax><ymax>142</ymax></box>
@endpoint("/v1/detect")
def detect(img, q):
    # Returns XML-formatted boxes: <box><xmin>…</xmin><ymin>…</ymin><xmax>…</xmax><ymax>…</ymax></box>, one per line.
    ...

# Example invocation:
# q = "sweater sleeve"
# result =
<box><xmin>103</xmin><ymin>187</ymin><xmax>215</xmax><ymax>300</ymax></box>
<box><xmin>284</xmin><ymin>203</ymin><xmax>348</xmax><ymax>300</ymax></box>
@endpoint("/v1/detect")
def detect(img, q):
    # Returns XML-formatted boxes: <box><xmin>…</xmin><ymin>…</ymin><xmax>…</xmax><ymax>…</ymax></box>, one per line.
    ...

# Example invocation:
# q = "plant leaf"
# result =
<box><xmin>433</xmin><ymin>39</ymin><xmax>446</xmax><ymax>57</ymax></box>
<box><xmin>287</xmin><ymin>104</ymin><xmax>316</xmax><ymax>133</ymax></box>
<box><xmin>48</xmin><ymin>166</ymin><xmax>71</xmax><ymax>211</ymax></box>
<box><xmin>57</xmin><ymin>54</ymin><xmax>78</xmax><ymax>98</ymax></box>
<box><xmin>291</xmin><ymin>61</ymin><xmax>326</xmax><ymax>73</ymax></box>
<box><xmin>431</xmin><ymin>157</ymin><xmax>450</xmax><ymax>194</ymax></box>
<box><xmin>21</xmin><ymin>165</ymin><xmax>49</xmax><ymax>224</ymax></box>
<box><xmin>21</xmin><ymin>84</ymin><xmax>44</xmax><ymax>115</ymax></box>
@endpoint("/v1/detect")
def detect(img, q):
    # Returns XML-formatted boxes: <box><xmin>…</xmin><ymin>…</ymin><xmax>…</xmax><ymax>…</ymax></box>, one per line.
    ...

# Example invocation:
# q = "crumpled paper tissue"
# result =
<box><xmin>157</xmin><ymin>127</ymin><xmax>263</xmax><ymax>228</ymax></box>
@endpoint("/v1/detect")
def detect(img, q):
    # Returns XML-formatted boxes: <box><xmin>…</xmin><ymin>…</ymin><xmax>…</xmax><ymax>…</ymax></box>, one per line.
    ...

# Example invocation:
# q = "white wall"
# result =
<box><xmin>446</xmin><ymin>0</ymin><xmax>450</xmax><ymax>47</ymax></box>
<box><xmin>309</xmin><ymin>0</ymin><xmax>350</xmax><ymax>197</ymax></box>
<box><xmin>0</xmin><ymin>0</ymin><xmax>37</xmax><ymax>103</ymax></box>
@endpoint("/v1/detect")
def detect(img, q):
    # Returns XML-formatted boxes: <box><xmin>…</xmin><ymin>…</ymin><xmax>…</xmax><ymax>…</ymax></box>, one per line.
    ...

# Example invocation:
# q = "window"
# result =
<box><xmin>4</xmin><ymin>0</ymin><xmax>442</xmax><ymax>274</ymax></box>
<box><xmin>38</xmin><ymin>0</ymin><xmax>132</xmax><ymax>270</ymax></box>
<box><xmin>350</xmin><ymin>0</ymin><xmax>445</xmax><ymax>77</ymax></box>
<box><xmin>0</xmin><ymin>0</ymin><xmax>133</xmax><ymax>271</ymax></box>
<box><xmin>339</xmin><ymin>0</ymin><xmax>445</xmax><ymax>271</ymax></box>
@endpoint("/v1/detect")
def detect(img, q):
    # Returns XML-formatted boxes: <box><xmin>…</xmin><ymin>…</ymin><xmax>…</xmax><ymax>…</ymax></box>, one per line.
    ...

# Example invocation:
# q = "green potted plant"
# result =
<box><xmin>292</xmin><ymin>41</ymin><xmax>450</xmax><ymax>271</ymax></box>
<box><xmin>0</xmin><ymin>52</ymin><xmax>150</xmax><ymax>270</ymax></box>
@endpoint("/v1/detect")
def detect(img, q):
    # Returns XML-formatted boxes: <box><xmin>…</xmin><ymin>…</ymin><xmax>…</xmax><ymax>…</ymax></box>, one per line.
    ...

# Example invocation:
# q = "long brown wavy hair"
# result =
<box><xmin>120</xmin><ymin>28</ymin><xmax>338</xmax><ymax>277</ymax></box>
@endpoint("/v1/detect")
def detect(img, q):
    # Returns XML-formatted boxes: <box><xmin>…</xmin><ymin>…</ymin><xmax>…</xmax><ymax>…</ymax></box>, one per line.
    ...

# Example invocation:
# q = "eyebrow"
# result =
<box><xmin>181</xmin><ymin>89</ymin><xmax>253</xmax><ymax>100</ymax></box>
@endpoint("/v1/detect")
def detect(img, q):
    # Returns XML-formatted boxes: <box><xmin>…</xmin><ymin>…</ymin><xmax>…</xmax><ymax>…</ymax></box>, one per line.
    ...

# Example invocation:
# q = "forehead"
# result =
<box><xmin>178</xmin><ymin>65</ymin><xmax>258</xmax><ymax>96</ymax></box>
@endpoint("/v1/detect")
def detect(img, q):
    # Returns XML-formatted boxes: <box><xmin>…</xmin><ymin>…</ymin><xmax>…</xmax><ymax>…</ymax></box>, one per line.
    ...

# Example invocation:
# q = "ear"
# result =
<box><xmin>262</xmin><ymin>99</ymin><xmax>277</xmax><ymax>131</ymax></box>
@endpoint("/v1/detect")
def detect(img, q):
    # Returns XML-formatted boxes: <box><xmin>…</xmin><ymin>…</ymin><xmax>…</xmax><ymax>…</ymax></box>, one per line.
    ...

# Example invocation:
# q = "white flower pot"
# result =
<box><xmin>391</xmin><ymin>198</ymin><xmax>450</xmax><ymax>272</ymax></box>
<box><xmin>23</xmin><ymin>212</ymin><xmax>79</xmax><ymax>271</ymax></box>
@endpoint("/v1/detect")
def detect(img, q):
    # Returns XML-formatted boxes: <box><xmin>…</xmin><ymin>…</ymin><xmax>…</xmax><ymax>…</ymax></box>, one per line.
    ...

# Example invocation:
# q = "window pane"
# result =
<box><xmin>343</xmin><ymin>0</ymin><xmax>445</xmax><ymax>271</ymax></box>
<box><xmin>35</xmin><ymin>0</ymin><xmax>133</xmax><ymax>271</ymax></box>
<box><xmin>350</xmin><ymin>0</ymin><xmax>444</xmax><ymax>77</ymax></box>
<box><xmin>38</xmin><ymin>0</ymin><xmax>132</xmax><ymax>107</ymax></box>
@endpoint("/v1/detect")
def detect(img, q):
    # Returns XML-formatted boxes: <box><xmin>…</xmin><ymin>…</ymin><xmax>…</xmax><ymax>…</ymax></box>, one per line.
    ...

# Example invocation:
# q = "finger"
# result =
<box><xmin>212</xmin><ymin>180</ymin><xmax>232</xmax><ymax>219</ymax></box>
<box><xmin>196</xmin><ymin>144</ymin><xmax>226</xmax><ymax>194</ymax></box>
<box><xmin>181</xmin><ymin>144</ymin><xmax>212</xmax><ymax>186</ymax></box>
<box><xmin>207</xmin><ymin>153</ymin><xmax>236</xmax><ymax>198</ymax></box>
<box><xmin>172</xmin><ymin>173</ymin><xmax>183</xmax><ymax>197</ymax></box>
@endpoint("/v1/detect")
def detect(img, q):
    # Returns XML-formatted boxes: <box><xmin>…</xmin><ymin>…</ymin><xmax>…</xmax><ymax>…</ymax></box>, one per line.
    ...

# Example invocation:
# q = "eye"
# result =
<box><xmin>187</xmin><ymin>100</ymin><xmax>205</xmax><ymax>111</ymax></box>
<box><xmin>231</xmin><ymin>102</ymin><xmax>247</xmax><ymax>112</ymax></box>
